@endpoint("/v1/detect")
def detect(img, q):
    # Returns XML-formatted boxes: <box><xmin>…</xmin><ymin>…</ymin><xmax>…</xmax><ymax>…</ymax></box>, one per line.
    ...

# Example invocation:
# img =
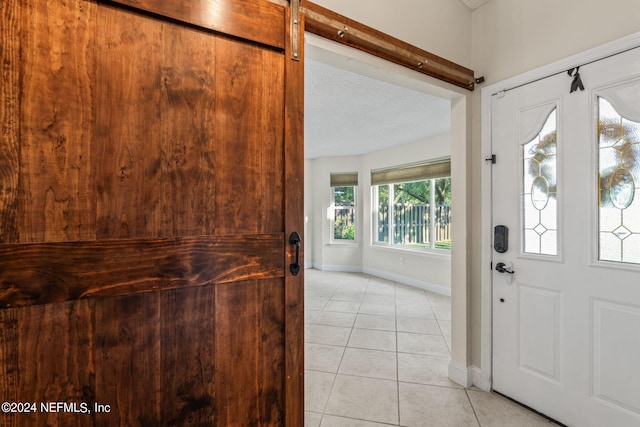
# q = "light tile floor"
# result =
<box><xmin>304</xmin><ymin>269</ymin><xmax>558</xmax><ymax>427</ymax></box>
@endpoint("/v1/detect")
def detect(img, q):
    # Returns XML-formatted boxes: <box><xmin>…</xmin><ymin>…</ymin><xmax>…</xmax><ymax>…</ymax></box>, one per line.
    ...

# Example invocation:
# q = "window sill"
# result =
<box><xmin>327</xmin><ymin>241</ymin><xmax>360</xmax><ymax>247</ymax></box>
<box><xmin>369</xmin><ymin>243</ymin><xmax>451</xmax><ymax>260</ymax></box>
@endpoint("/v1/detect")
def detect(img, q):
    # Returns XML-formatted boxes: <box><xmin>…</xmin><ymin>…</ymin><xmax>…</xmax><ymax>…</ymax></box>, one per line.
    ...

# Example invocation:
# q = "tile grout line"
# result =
<box><xmin>395</xmin><ymin>281</ymin><xmax>402</xmax><ymax>426</ymax></box>
<box><xmin>317</xmin><ymin>276</ymin><xmax>348</xmax><ymax>424</ymax></box>
<box><xmin>464</xmin><ymin>388</ymin><xmax>483</xmax><ymax>427</ymax></box>
<box><xmin>320</xmin><ymin>273</ymin><xmax>371</xmax><ymax>424</ymax></box>
<box><xmin>307</xmin><ymin>271</ymin><xmax>455</xmax><ymax>426</ymax></box>
<box><xmin>308</xmin><ymin>271</ymin><xmax>549</xmax><ymax>427</ymax></box>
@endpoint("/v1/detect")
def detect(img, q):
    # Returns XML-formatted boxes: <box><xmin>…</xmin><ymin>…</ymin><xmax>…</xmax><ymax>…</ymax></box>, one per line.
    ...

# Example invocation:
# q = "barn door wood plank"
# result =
<box><xmin>94</xmin><ymin>293</ymin><xmax>162</xmax><ymax>426</ymax></box>
<box><xmin>160</xmin><ymin>22</ymin><xmax>218</xmax><ymax>237</ymax></box>
<box><xmin>214</xmin><ymin>279</ymin><xmax>285</xmax><ymax>425</ymax></box>
<box><xmin>160</xmin><ymin>287</ymin><xmax>216</xmax><ymax>425</ymax></box>
<box><xmin>19</xmin><ymin>0</ymin><xmax>96</xmax><ymax>243</ymax></box>
<box><xmin>0</xmin><ymin>233</ymin><xmax>284</xmax><ymax>308</ymax></box>
<box><xmin>93</xmin><ymin>4</ymin><xmax>163</xmax><ymax>239</ymax></box>
<box><xmin>214</xmin><ymin>37</ymin><xmax>285</xmax><ymax>236</ymax></box>
<box><xmin>284</xmin><ymin>7</ymin><xmax>306</xmax><ymax>426</ymax></box>
<box><xmin>0</xmin><ymin>0</ymin><xmax>20</xmax><ymax>244</ymax></box>
<box><xmin>214</xmin><ymin>281</ymin><xmax>259</xmax><ymax>425</ymax></box>
<box><xmin>0</xmin><ymin>309</ymin><xmax>18</xmax><ymax>427</ymax></box>
<box><xmin>258</xmin><ymin>278</ymin><xmax>286</xmax><ymax>424</ymax></box>
<box><xmin>15</xmin><ymin>301</ymin><xmax>94</xmax><ymax>427</ymax></box>
<box><xmin>108</xmin><ymin>0</ymin><xmax>286</xmax><ymax>50</ymax></box>
<box><xmin>257</xmin><ymin>46</ymin><xmax>286</xmax><ymax>234</ymax></box>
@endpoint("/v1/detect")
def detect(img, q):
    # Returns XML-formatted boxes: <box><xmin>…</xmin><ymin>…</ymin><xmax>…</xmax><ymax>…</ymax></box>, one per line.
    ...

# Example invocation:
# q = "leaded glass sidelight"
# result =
<box><xmin>523</xmin><ymin>109</ymin><xmax>558</xmax><ymax>255</ymax></box>
<box><xmin>598</xmin><ymin>97</ymin><xmax>640</xmax><ymax>264</ymax></box>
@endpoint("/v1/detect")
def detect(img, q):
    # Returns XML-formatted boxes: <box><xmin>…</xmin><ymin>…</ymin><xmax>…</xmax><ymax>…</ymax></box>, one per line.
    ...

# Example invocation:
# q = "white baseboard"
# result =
<box><xmin>448</xmin><ymin>362</ymin><xmax>491</xmax><ymax>391</ymax></box>
<box><xmin>308</xmin><ymin>265</ymin><xmax>487</xmax><ymax>388</ymax></box>
<box><xmin>472</xmin><ymin>366</ymin><xmax>491</xmax><ymax>391</ymax></box>
<box><xmin>363</xmin><ymin>267</ymin><xmax>451</xmax><ymax>297</ymax></box>
<box><xmin>312</xmin><ymin>263</ymin><xmax>363</xmax><ymax>273</ymax></box>
<box><xmin>448</xmin><ymin>361</ymin><xmax>473</xmax><ymax>388</ymax></box>
<box><xmin>308</xmin><ymin>264</ymin><xmax>450</xmax><ymax>296</ymax></box>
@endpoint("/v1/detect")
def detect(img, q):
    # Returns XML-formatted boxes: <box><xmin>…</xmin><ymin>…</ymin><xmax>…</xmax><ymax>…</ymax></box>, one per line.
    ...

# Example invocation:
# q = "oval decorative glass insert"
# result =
<box><xmin>531</xmin><ymin>176</ymin><xmax>550</xmax><ymax>210</ymax></box>
<box><xmin>609</xmin><ymin>167</ymin><xmax>635</xmax><ymax>209</ymax></box>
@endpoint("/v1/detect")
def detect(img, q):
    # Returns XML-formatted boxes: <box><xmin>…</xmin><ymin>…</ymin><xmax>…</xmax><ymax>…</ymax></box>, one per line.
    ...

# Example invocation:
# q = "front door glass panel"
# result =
<box><xmin>523</xmin><ymin>109</ymin><xmax>558</xmax><ymax>255</ymax></box>
<box><xmin>598</xmin><ymin>97</ymin><xmax>640</xmax><ymax>264</ymax></box>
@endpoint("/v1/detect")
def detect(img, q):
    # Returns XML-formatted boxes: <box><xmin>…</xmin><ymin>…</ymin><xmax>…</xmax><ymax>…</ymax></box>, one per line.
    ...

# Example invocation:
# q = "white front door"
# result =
<box><xmin>492</xmin><ymin>47</ymin><xmax>640</xmax><ymax>427</ymax></box>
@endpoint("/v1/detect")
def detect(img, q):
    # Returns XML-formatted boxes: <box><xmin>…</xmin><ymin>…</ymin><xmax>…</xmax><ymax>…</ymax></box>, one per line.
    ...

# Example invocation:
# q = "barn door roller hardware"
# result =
<box><xmin>290</xmin><ymin>0</ymin><xmax>301</xmax><ymax>61</ymax></box>
<box><xmin>301</xmin><ymin>1</ymin><xmax>476</xmax><ymax>90</ymax></box>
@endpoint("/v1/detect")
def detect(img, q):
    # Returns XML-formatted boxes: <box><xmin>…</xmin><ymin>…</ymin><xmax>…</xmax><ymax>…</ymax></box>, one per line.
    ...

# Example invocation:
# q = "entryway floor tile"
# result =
<box><xmin>304</xmin><ymin>269</ymin><xmax>554</xmax><ymax>427</ymax></box>
<box><xmin>324</xmin><ymin>375</ymin><xmax>399</xmax><ymax>425</ymax></box>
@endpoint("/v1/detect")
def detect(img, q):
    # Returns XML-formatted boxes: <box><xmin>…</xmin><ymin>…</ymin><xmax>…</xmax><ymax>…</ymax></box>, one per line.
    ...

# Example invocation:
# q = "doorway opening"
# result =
<box><xmin>302</xmin><ymin>32</ymin><xmax>472</xmax><ymax>422</ymax></box>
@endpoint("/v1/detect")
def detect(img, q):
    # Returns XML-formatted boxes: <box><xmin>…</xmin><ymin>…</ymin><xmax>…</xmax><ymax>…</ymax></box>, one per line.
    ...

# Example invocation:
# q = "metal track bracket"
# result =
<box><xmin>290</xmin><ymin>0</ymin><xmax>301</xmax><ymax>61</ymax></box>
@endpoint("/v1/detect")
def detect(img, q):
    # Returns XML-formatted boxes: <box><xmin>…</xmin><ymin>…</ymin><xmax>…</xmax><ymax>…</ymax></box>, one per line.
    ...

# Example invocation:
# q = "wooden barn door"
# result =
<box><xmin>0</xmin><ymin>0</ymin><xmax>304</xmax><ymax>425</ymax></box>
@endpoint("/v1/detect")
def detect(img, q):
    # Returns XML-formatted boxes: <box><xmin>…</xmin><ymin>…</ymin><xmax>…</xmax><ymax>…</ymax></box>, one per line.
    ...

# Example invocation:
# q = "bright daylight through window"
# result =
<box><xmin>372</xmin><ymin>160</ymin><xmax>451</xmax><ymax>251</ymax></box>
<box><xmin>598</xmin><ymin>97</ymin><xmax>640</xmax><ymax>264</ymax></box>
<box><xmin>332</xmin><ymin>186</ymin><xmax>356</xmax><ymax>241</ymax></box>
<box><xmin>330</xmin><ymin>172</ymin><xmax>358</xmax><ymax>242</ymax></box>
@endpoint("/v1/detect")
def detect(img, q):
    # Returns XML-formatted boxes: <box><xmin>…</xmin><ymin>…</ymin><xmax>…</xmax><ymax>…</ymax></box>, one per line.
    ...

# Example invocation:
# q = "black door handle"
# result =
<box><xmin>289</xmin><ymin>232</ymin><xmax>301</xmax><ymax>276</ymax></box>
<box><xmin>495</xmin><ymin>262</ymin><xmax>514</xmax><ymax>274</ymax></box>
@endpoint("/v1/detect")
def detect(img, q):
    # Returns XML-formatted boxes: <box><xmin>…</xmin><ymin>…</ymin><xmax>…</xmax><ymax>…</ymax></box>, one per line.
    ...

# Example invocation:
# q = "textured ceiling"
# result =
<box><xmin>460</xmin><ymin>0</ymin><xmax>492</xmax><ymax>10</ymax></box>
<box><xmin>304</xmin><ymin>58</ymin><xmax>451</xmax><ymax>159</ymax></box>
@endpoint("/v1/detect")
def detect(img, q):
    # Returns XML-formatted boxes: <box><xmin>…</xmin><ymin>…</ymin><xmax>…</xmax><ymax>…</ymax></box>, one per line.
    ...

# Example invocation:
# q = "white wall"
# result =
<box><xmin>471</xmin><ymin>0</ymin><xmax>640</xmax><ymax>84</ymax></box>
<box><xmin>307</xmin><ymin>155</ymin><xmax>364</xmax><ymax>271</ymax></box>
<box><xmin>469</xmin><ymin>0</ymin><xmax>640</xmax><ymax>372</ymax></box>
<box><xmin>311</xmin><ymin>0</ymin><xmax>472</xmax><ymax>68</ymax></box>
<box><xmin>361</xmin><ymin>136</ymin><xmax>452</xmax><ymax>294</ymax></box>
<box><xmin>304</xmin><ymin>158</ymin><xmax>314</xmax><ymax>268</ymax></box>
<box><xmin>306</xmin><ymin>135</ymin><xmax>452</xmax><ymax>293</ymax></box>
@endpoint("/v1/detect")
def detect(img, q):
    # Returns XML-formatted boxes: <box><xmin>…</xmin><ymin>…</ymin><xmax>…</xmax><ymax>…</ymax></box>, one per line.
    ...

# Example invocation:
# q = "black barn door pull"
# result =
<box><xmin>289</xmin><ymin>232</ymin><xmax>301</xmax><ymax>276</ymax></box>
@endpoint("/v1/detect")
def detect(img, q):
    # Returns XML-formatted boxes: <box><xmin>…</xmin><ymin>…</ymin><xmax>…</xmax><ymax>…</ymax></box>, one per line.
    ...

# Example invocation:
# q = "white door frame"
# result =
<box><xmin>479</xmin><ymin>30</ymin><xmax>640</xmax><ymax>392</ymax></box>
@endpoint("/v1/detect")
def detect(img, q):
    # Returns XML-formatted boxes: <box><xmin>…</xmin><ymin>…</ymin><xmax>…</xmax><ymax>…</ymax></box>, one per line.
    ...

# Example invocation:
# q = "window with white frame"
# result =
<box><xmin>330</xmin><ymin>172</ymin><xmax>358</xmax><ymax>242</ymax></box>
<box><xmin>372</xmin><ymin>160</ymin><xmax>451</xmax><ymax>250</ymax></box>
